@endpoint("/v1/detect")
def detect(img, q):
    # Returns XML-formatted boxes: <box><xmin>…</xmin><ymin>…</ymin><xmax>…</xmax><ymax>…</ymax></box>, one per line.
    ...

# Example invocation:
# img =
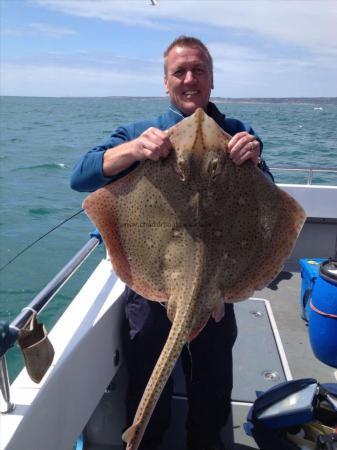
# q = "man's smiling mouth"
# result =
<box><xmin>184</xmin><ymin>90</ymin><xmax>199</xmax><ymax>97</ymax></box>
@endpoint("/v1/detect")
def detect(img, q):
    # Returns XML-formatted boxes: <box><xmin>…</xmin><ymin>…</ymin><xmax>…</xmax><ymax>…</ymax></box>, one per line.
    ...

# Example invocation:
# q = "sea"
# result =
<box><xmin>1</xmin><ymin>96</ymin><xmax>337</xmax><ymax>382</ymax></box>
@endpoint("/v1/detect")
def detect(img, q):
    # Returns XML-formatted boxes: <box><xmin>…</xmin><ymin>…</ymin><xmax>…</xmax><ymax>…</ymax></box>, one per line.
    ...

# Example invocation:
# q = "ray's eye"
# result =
<box><xmin>208</xmin><ymin>158</ymin><xmax>221</xmax><ymax>180</ymax></box>
<box><xmin>176</xmin><ymin>156</ymin><xmax>188</xmax><ymax>182</ymax></box>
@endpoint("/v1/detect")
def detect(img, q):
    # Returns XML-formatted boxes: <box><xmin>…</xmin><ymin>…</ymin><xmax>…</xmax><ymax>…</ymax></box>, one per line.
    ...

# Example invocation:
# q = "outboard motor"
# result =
<box><xmin>309</xmin><ymin>259</ymin><xmax>337</xmax><ymax>369</ymax></box>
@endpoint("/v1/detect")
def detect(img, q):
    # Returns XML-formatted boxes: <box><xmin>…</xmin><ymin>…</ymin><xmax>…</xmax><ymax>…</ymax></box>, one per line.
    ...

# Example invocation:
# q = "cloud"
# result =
<box><xmin>208</xmin><ymin>36</ymin><xmax>337</xmax><ymax>97</ymax></box>
<box><xmin>3</xmin><ymin>0</ymin><xmax>336</xmax><ymax>97</ymax></box>
<box><xmin>2</xmin><ymin>46</ymin><xmax>335</xmax><ymax>98</ymax></box>
<box><xmin>0</xmin><ymin>61</ymin><xmax>165</xmax><ymax>97</ymax></box>
<box><xmin>29</xmin><ymin>0</ymin><xmax>170</xmax><ymax>29</ymax></box>
<box><xmin>2</xmin><ymin>22</ymin><xmax>77</xmax><ymax>38</ymax></box>
<box><xmin>7</xmin><ymin>49</ymin><xmax>160</xmax><ymax>71</ymax></box>
<box><xmin>27</xmin><ymin>22</ymin><xmax>77</xmax><ymax>37</ymax></box>
<box><xmin>30</xmin><ymin>0</ymin><xmax>337</xmax><ymax>54</ymax></box>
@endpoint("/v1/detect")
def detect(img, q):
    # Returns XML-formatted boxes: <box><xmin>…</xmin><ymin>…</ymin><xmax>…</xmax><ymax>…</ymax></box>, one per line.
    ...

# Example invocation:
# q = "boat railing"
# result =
<box><xmin>270</xmin><ymin>166</ymin><xmax>337</xmax><ymax>185</ymax></box>
<box><xmin>0</xmin><ymin>231</ymin><xmax>102</xmax><ymax>414</ymax></box>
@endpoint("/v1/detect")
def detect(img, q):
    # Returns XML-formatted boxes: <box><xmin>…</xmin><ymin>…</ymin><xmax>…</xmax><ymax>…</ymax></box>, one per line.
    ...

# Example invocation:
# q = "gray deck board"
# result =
<box><xmin>83</xmin><ymin>270</ymin><xmax>336</xmax><ymax>450</ymax></box>
<box><xmin>173</xmin><ymin>298</ymin><xmax>289</xmax><ymax>404</ymax></box>
<box><xmin>260</xmin><ymin>269</ymin><xmax>336</xmax><ymax>384</ymax></box>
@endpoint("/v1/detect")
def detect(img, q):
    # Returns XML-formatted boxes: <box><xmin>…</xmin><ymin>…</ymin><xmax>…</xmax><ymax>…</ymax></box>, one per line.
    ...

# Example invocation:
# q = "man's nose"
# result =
<box><xmin>184</xmin><ymin>70</ymin><xmax>196</xmax><ymax>83</ymax></box>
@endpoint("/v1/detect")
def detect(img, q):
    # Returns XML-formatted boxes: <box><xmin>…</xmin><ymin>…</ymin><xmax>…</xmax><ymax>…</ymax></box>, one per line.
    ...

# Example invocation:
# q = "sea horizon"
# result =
<box><xmin>1</xmin><ymin>95</ymin><xmax>337</xmax><ymax>105</ymax></box>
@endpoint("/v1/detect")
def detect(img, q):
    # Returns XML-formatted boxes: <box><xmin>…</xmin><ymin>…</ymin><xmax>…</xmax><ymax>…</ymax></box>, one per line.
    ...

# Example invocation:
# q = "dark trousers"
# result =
<box><xmin>122</xmin><ymin>287</ymin><xmax>237</xmax><ymax>449</ymax></box>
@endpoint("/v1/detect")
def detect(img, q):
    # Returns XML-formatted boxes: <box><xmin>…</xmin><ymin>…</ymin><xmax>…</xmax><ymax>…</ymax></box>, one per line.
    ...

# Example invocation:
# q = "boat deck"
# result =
<box><xmin>259</xmin><ymin>268</ymin><xmax>335</xmax><ymax>383</ymax></box>
<box><xmin>82</xmin><ymin>268</ymin><xmax>336</xmax><ymax>450</ymax></box>
<box><xmin>229</xmin><ymin>268</ymin><xmax>335</xmax><ymax>449</ymax></box>
<box><xmin>164</xmin><ymin>269</ymin><xmax>336</xmax><ymax>450</ymax></box>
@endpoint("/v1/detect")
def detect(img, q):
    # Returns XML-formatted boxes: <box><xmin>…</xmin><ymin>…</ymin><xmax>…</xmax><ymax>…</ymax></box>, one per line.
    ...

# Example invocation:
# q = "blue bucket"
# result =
<box><xmin>299</xmin><ymin>258</ymin><xmax>326</xmax><ymax>322</ymax></box>
<box><xmin>309</xmin><ymin>259</ymin><xmax>337</xmax><ymax>368</ymax></box>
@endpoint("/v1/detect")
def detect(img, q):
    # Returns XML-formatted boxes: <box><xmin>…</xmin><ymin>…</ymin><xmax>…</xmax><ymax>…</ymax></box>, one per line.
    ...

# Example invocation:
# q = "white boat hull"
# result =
<box><xmin>1</xmin><ymin>261</ymin><xmax>124</xmax><ymax>450</ymax></box>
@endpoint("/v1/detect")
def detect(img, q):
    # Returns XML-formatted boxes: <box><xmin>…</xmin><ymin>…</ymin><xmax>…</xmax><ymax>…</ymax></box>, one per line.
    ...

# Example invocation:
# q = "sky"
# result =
<box><xmin>1</xmin><ymin>0</ymin><xmax>337</xmax><ymax>98</ymax></box>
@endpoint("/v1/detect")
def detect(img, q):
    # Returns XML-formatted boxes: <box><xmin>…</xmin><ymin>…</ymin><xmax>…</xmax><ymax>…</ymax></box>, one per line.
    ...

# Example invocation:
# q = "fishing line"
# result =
<box><xmin>0</xmin><ymin>209</ymin><xmax>84</xmax><ymax>273</ymax></box>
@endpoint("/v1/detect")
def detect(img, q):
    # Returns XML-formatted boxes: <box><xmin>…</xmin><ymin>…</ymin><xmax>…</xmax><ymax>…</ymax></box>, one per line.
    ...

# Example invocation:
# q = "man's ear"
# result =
<box><xmin>164</xmin><ymin>76</ymin><xmax>169</xmax><ymax>94</ymax></box>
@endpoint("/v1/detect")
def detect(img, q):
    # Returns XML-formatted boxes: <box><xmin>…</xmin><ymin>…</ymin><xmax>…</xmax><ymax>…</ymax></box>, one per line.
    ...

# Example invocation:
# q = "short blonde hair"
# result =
<box><xmin>163</xmin><ymin>36</ymin><xmax>213</xmax><ymax>75</ymax></box>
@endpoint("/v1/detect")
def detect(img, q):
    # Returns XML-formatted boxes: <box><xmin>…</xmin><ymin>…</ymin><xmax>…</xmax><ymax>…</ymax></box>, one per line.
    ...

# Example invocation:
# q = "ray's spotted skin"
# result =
<box><xmin>83</xmin><ymin>108</ymin><xmax>306</xmax><ymax>450</ymax></box>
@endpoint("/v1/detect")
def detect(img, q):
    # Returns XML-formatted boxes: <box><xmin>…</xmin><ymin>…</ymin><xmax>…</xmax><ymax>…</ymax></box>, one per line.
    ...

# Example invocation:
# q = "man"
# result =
<box><xmin>71</xmin><ymin>36</ymin><xmax>272</xmax><ymax>450</ymax></box>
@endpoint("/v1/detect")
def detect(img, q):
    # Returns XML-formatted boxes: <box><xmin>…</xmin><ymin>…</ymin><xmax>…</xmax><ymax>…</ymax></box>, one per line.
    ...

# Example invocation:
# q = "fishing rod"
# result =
<box><xmin>0</xmin><ymin>209</ymin><xmax>84</xmax><ymax>273</ymax></box>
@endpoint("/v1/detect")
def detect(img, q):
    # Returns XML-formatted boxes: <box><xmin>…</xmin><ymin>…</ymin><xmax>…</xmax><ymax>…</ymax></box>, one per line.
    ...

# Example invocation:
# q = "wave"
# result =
<box><xmin>8</xmin><ymin>137</ymin><xmax>23</xmax><ymax>143</ymax></box>
<box><xmin>29</xmin><ymin>207</ymin><xmax>58</xmax><ymax>216</ymax></box>
<box><xmin>13</xmin><ymin>163</ymin><xmax>66</xmax><ymax>172</ymax></box>
<box><xmin>0</xmin><ymin>288</ymin><xmax>38</xmax><ymax>296</ymax></box>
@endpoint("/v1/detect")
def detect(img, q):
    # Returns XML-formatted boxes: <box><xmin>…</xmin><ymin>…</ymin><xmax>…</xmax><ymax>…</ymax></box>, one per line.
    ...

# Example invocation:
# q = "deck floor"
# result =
<box><xmin>259</xmin><ymin>269</ymin><xmax>336</xmax><ymax>384</ymax></box>
<box><xmin>163</xmin><ymin>269</ymin><xmax>336</xmax><ymax>450</ymax></box>
<box><xmin>83</xmin><ymin>269</ymin><xmax>337</xmax><ymax>450</ymax></box>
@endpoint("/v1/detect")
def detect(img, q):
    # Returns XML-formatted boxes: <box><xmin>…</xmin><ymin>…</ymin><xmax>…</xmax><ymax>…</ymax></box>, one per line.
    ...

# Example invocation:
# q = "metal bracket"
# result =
<box><xmin>0</xmin><ymin>356</ymin><xmax>15</xmax><ymax>414</ymax></box>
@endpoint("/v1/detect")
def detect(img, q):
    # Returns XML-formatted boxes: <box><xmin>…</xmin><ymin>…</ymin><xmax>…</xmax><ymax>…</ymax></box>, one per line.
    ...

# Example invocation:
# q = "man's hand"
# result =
<box><xmin>134</xmin><ymin>127</ymin><xmax>172</xmax><ymax>161</ymax></box>
<box><xmin>103</xmin><ymin>127</ymin><xmax>172</xmax><ymax>177</ymax></box>
<box><xmin>228</xmin><ymin>132</ymin><xmax>260</xmax><ymax>166</ymax></box>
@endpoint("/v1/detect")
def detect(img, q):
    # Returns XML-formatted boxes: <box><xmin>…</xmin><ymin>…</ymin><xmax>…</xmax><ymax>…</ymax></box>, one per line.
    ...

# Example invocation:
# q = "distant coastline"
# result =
<box><xmin>212</xmin><ymin>97</ymin><xmax>337</xmax><ymax>106</ymax></box>
<box><xmin>1</xmin><ymin>95</ymin><xmax>336</xmax><ymax>106</ymax></box>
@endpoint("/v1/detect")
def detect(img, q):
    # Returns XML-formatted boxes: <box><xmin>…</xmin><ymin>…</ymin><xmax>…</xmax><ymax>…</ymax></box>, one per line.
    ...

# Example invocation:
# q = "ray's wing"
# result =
<box><xmin>83</xmin><ymin>164</ymin><xmax>173</xmax><ymax>300</ymax></box>
<box><xmin>82</xmin><ymin>115</ymin><xmax>204</xmax><ymax>302</ymax></box>
<box><xmin>209</xmin><ymin>162</ymin><xmax>306</xmax><ymax>302</ymax></box>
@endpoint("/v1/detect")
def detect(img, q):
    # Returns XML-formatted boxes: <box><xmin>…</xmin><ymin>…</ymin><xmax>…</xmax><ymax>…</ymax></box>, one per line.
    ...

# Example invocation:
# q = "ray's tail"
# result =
<box><xmin>122</xmin><ymin>306</ymin><xmax>191</xmax><ymax>450</ymax></box>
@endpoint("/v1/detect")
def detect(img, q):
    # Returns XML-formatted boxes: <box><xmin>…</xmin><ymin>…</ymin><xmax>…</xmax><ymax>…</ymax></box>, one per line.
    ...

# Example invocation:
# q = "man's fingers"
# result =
<box><xmin>142</xmin><ymin>148</ymin><xmax>161</xmax><ymax>161</ymax></box>
<box><xmin>138</xmin><ymin>127</ymin><xmax>172</xmax><ymax>161</ymax></box>
<box><xmin>228</xmin><ymin>132</ymin><xmax>260</xmax><ymax>166</ymax></box>
<box><xmin>229</xmin><ymin>132</ymin><xmax>254</xmax><ymax>152</ymax></box>
<box><xmin>227</xmin><ymin>131</ymin><xmax>251</xmax><ymax>150</ymax></box>
<box><xmin>232</xmin><ymin>149</ymin><xmax>257</xmax><ymax>166</ymax></box>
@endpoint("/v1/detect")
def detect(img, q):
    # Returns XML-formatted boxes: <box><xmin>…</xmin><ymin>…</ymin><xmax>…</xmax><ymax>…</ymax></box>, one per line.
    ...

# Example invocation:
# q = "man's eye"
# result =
<box><xmin>173</xmin><ymin>69</ymin><xmax>184</xmax><ymax>76</ymax></box>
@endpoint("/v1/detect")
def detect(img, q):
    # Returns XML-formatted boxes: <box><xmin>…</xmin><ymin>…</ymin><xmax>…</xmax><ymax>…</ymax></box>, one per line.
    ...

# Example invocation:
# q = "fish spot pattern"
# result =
<box><xmin>83</xmin><ymin>108</ymin><xmax>306</xmax><ymax>450</ymax></box>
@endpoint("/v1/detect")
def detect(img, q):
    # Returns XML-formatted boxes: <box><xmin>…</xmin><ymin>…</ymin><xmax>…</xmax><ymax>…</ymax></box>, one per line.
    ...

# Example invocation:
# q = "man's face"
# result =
<box><xmin>164</xmin><ymin>45</ymin><xmax>213</xmax><ymax>116</ymax></box>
